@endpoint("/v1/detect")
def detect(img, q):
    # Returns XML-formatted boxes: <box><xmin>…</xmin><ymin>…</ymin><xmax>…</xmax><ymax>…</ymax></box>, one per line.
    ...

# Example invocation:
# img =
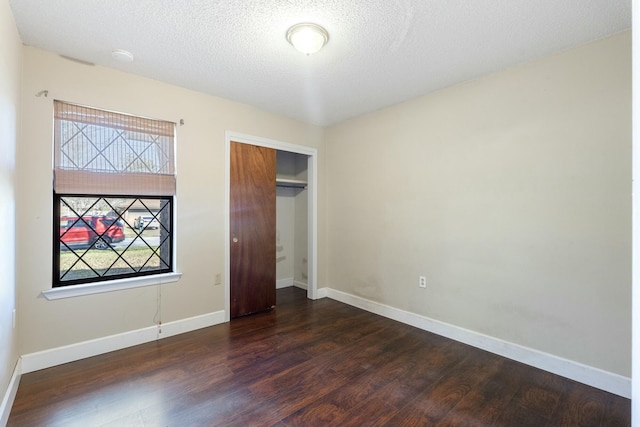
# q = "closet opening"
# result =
<box><xmin>276</xmin><ymin>150</ymin><xmax>310</xmax><ymax>296</ymax></box>
<box><xmin>224</xmin><ymin>132</ymin><xmax>318</xmax><ymax>322</ymax></box>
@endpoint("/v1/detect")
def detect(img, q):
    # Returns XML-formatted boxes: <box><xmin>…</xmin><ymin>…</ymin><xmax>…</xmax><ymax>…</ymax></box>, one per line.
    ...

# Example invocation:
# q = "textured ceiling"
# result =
<box><xmin>8</xmin><ymin>0</ymin><xmax>632</xmax><ymax>126</ymax></box>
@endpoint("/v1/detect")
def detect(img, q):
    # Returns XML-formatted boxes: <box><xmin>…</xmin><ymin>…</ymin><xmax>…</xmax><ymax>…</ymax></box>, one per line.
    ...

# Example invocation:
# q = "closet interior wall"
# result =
<box><xmin>276</xmin><ymin>150</ymin><xmax>308</xmax><ymax>290</ymax></box>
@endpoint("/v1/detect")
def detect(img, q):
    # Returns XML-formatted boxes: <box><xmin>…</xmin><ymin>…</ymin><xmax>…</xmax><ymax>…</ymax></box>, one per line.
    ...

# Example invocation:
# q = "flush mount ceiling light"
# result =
<box><xmin>111</xmin><ymin>49</ymin><xmax>134</xmax><ymax>63</ymax></box>
<box><xmin>286</xmin><ymin>23</ymin><xmax>329</xmax><ymax>55</ymax></box>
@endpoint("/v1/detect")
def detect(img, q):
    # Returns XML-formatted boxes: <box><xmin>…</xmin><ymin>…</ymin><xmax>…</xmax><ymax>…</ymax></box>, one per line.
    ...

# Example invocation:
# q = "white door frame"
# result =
<box><xmin>631</xmin><ymin>1</ymin><xmax>638</xmax><ymax>422</ymax></box>
<box><xmin>224</xmin><ymin>131</ymin><xmax>318</xmax><ymax>322</ymax></box>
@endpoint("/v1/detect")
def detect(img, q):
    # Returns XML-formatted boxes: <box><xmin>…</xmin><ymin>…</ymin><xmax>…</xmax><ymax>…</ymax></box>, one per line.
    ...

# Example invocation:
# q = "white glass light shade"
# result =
<box><xmin>111</xmin><ymin>49</ymin><xmax>134</xmax><ymax>62</ymax></box>
<box><xmin>286</xmin><ymin>23</ymin><xmax>329</xmax><ymax>55</ymax></box>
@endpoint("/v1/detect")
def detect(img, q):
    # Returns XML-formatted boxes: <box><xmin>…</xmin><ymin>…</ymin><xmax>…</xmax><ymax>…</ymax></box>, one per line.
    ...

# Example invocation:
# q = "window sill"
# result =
<box><xmin>41</xmin><ymin>272</ymin><xmax>182</xmax><ymax>300</ymax></box>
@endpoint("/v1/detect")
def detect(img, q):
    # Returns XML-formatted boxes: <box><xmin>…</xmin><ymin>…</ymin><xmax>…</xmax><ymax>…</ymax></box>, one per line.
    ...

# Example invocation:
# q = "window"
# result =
<box><xmin>53</xmin><ymin>101</ymin><xmax>176</xmax><ymax>288</ymax></box>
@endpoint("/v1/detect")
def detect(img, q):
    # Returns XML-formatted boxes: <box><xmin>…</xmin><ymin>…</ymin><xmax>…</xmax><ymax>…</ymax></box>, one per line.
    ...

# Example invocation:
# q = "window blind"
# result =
<box><xmin>53</xmin><ymin>101</ymin><xmax>176</xmax><ymax>196</ymax></box>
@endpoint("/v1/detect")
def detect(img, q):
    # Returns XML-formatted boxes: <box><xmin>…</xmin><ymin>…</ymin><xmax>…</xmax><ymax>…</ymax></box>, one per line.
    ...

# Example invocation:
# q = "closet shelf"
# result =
<box><xmin>276</xmin><ymin>178</ymin><xmax>308</xmax><ymax>189</ymax></box>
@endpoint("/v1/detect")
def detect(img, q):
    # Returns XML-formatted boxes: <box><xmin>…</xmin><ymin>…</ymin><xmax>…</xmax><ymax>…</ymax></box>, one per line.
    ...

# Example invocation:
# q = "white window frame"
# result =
<box><xmin>46</xmin><ymin>101</ymin><xmax>181</xmax><ymax>299</ymax></box>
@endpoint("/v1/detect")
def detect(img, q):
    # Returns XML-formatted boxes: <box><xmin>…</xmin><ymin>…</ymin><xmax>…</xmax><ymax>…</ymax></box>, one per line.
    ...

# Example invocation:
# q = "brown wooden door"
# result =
<box><xmin>230</xmin><ymin>141</ymin><xmax>276</xmax><ymax>318</ymax></box>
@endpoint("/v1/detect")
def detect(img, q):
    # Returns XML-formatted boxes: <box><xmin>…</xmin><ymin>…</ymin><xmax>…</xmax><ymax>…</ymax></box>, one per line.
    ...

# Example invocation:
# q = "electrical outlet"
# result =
<box><xmin>419</xmin><ymin>276</ymin><xmax>426</xmax><ymax>288</ymax></box>
<box><xmin>214</xmin><ymin>273</ymin><xmax>222</xmax><ymax>285</ymax></box>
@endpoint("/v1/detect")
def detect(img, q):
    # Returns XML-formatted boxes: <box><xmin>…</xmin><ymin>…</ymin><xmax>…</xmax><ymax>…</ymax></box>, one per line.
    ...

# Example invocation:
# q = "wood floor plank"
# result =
<box><xmin>278</xmin><ymin>328</ymin><xmax>427</xmax><ymax>426</ymax></box>
<box><xmin>491</xmin><ymin>366</ymin><xmax>566</xmax><ymax>425</ymax></box>
<box><xmin>386</xmin><ymin>350</ymin><xmax>502</xmax><ymax>426</ymax></box>
<box><xmin>7</xmin><ymin>287</ymin><xmax>631</xmax><ymax>427</ymax></box>
<box><xmin>434</xmin><ymin>357</ymin><xmax>514</xmax><ymax>427</ymax></box>
<box><xmin>545</xmin><ymin>382</ymin><xmax>611</xmax><ymax>427</ymax></box>
<box><xmin>601</xmin><ymin>392</ymin><xmax>633</xmax><ymax>427</ymax></box>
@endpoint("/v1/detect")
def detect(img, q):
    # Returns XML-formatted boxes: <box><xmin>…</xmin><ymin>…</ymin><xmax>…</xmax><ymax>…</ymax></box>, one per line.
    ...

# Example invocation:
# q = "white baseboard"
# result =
<box><xmin>21</xmin><ymin>310</ymin><xmax>225</xmax><ymax>374</ymax></box>
<box><xmin>316</xmin><ymin>287</ymin><xmax>328</xmax><ymax>299</ymax></box>
<box><xmin>0</xmin><ymin>358</ymin><xmax>21</xmax><ymax>427</ymax></box>
<box><xmin>325</xmin><ymin>288</ymin><xmax>631</xmax><ymax>398</ymax></box>
<box><xmin>276</xmin><ymin>278</ymin><xmax>294</xmax><ymax>289</ymax></box>
<box><xmin>278</xmin><ymin>279</ymin><xmax>308</xmax><ymax>291</ymax></box>
<box><xmin>293</xmin><ymin>280</ymin><xmax>308</xmax><ymax>290</ymax></box>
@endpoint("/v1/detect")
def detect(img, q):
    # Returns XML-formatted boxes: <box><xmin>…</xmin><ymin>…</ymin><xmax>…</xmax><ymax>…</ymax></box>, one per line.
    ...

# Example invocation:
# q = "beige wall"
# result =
<box><xmin>0</xmin><ymin>0</ymin><xmax>21</xmax><ymax>407</ymax></box>
<box><xmin>276</xmin><ymin>151</ymin><xmax>310</xmax><ymax>285</ymax></box>
<box><xmin>16</xmin><ymin>47</ymin><xmax>325</xmax><ymax>354</ymax></box>
<box><xmin>276</xmin><ymin>188</ymin><xmax>296</xmax><ymax>281</ymax></box>
<box><xmin>276</xmin><ymin>151</ymin><xmax>299</xmax><ymax>282</ymax></box>
<box><xmin>275</xmin><ymin>185</ymin><xmax>309</xmax><ymax>286</ymax></box>
<box><xmin>294</xmin><ymin>155</ymin><xmax>309</xmax><ymax>285</ymax></box>
<box><xmin>294</xmin><ymin>187</ymin><xmax>309</xmax><ymax>285</ymax></box>
<box><xmin>325</xmin><ymin>32</ymin><xmax>631</xmax><ymax>376</ymax></box>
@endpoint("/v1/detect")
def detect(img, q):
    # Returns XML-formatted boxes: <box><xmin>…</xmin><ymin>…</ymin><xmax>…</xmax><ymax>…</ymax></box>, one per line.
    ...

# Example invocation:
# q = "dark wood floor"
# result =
<box><xmin>8</xmin><ymin>287</ymin><xmax>630</xmax><ymax>426</ymax></box>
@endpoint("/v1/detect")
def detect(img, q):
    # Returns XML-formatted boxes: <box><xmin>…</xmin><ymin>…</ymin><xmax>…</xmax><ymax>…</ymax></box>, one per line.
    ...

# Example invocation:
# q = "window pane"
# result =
<box><xmin>58</xmin><ymin>123</ymin><xmax>173</xmax><ymax>174</ymax></box>
<box><xmin>56</xmin><ymin>195</ymin><xmax>172</xmax><ymax>286</ymax></box>
<box><xmin>53</xmin><ymin>101</ymin><xmax>176</xmax><ymax>196</ymax></box>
